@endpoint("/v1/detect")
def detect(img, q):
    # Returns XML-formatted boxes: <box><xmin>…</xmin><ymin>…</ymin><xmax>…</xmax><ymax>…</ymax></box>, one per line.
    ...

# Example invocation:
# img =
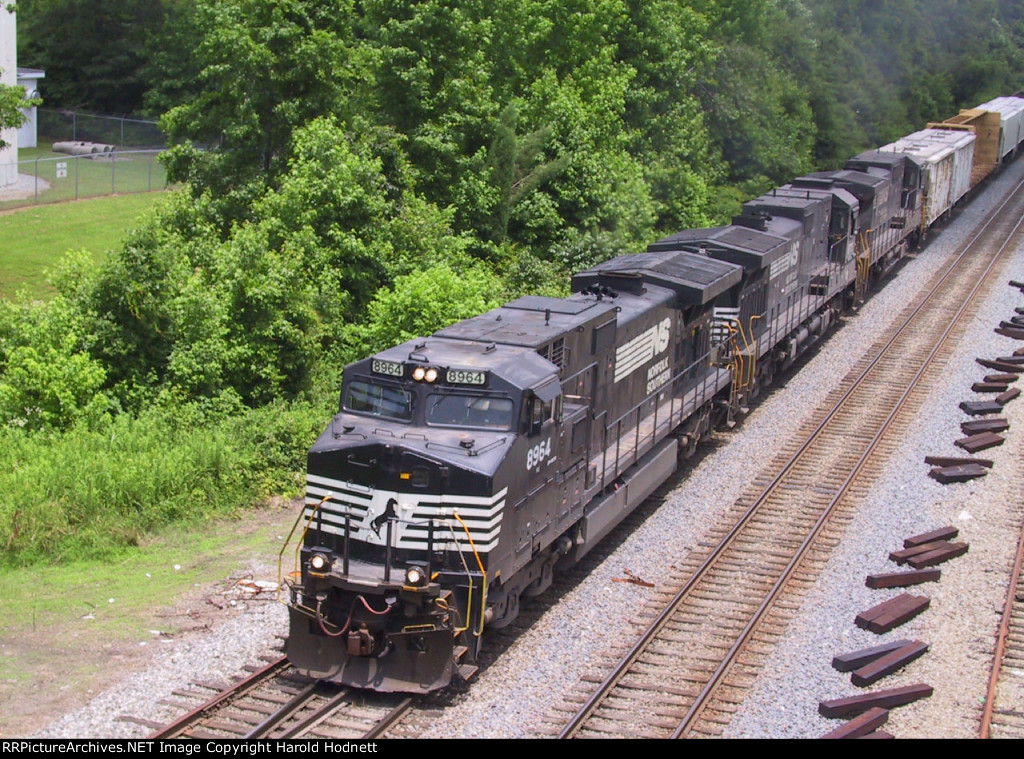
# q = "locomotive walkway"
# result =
<box><xmin>549</xmin><ymin>175</ymin><xmax>1024</xmax><ymax>739</ymax></box>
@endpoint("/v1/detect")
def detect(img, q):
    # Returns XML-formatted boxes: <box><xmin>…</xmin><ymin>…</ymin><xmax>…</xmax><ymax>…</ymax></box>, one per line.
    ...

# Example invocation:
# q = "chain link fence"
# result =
<box><xmin>37</xmin><ymin>108</ymin><xmax>166</xmax><ymax>149</ymax></box>
<box><xmin>1</xmin><ymin>151</ymin><xmax>168</xmax><ymax>209</ymax></box>
<box><xmin>0</xmin><ymin>109</ymin><xmax>169</xmax><ymax>209</ymax></box>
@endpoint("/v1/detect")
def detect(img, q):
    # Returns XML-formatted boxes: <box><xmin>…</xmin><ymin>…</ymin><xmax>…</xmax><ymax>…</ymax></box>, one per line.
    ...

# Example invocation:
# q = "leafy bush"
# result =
<box><xmin>0</xmin><ymin>398</ymin><xmax>327</xmax><ymax>567</ymax></box>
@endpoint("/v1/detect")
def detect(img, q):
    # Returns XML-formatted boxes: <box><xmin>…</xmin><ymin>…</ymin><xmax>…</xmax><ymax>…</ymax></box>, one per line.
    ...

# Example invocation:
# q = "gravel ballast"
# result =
<box><xmin>34</xmin><ymin>159</ymin><xmax>1024</xmax><ymax>740</ymax></box>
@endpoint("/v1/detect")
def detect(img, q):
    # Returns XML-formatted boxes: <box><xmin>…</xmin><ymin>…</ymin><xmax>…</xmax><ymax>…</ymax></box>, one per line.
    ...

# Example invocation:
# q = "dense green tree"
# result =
<box><xmin>16</xmin><ymin>0</ymin><xmax>166</xmax><ymax>114</ymax></box>
<box><xmin>615</xmin><ymin>0</ymin><xmax>720</xmax><ymax>231</ymax></box>
<box><xmin>159</xmin><ymin>0</ymin><xmax>363</xmax><ymax>221</ymax></box>
<box><xmin>78</xmin><ymin>116</ymin><xmax>478</xmax><ymax>407</ymax></box>
<box><xmin>139</xmin><ymin>0</ymin><xmax>203</xmax><ymax>118</ymax></box>
<box><xmin>344</xmin><ymin>263</ymin><xmax>504</xmax><ymax>360</ymax></box>
<box><xmin>0</xmin><ymin>253</ymin><xmax>111</xmax><ymax>430</ymax></box>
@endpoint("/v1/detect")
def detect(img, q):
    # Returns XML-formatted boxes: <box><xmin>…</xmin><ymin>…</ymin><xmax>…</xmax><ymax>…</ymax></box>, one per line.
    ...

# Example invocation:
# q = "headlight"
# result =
<box><xmin>309</xmin><ymin>553</ymin><xmax>330</xmax><ymax>572</ymax></box>
<box><xmin>412</xmin><ymin>366</ymin><xmax>426</xmax><ymax>381</ymax></box>
<box><xmin>404</xmin><ymin>565</ymin><xmax>428</xmax><ymax>587</ymax></box>
<box><xmin>424</xmin><ymin>367</ymin><xmax>439</xmax><ymax>383</ymax></box>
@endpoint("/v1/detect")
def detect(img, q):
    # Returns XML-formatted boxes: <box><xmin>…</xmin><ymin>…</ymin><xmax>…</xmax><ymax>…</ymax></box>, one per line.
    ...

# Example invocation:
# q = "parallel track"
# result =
<box><xmin>553</xmin><ymin>178</ymin><xmax>1024</xmax><ymax>739</ymax></box>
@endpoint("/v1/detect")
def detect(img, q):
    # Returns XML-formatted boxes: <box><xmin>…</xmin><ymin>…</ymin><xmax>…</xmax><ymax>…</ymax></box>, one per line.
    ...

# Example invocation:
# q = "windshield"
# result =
<box><xmin>343</xmin><ymin>379</ymin><xmax>415</xmax><ymax>421</ymax></box>
<box><xmin>426</xmin><ymin>394</ymin><xmax>514</xmax><ymax>430</ymax></box>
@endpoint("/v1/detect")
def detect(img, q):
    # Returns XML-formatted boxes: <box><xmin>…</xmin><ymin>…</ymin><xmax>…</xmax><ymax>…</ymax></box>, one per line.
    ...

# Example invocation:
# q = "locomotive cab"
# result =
<box><xmin>285</xmin><ymin>339</ymin><xmax>562</xmax><ymax>692</ymax></box>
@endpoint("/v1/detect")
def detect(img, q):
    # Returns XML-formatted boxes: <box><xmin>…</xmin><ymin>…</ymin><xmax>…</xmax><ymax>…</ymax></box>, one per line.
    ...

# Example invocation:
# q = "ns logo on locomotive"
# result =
<box><xmin>282</xmin><ymin>95</ymin><xmax>1024</xmax><ymax>693</ymax></box>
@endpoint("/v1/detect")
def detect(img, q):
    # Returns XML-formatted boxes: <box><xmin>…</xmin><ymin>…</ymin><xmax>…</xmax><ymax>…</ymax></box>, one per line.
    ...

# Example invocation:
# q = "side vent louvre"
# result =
<box><xmin>550</xmin><ymin>338</ymin><xmax>565</xmax><ymax>369</ymax></box>
<box><xmin>538</xmin><ymin>338</ymin><xmax>567</xmax><ymax>370</ymax></box>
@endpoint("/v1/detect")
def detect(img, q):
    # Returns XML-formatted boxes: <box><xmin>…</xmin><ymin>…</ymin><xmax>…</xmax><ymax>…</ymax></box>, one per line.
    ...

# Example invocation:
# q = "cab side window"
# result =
<box><xmin>531</xmin><ymin>398</ymin><xmax>550</xmax><ymax>434</ymax></box>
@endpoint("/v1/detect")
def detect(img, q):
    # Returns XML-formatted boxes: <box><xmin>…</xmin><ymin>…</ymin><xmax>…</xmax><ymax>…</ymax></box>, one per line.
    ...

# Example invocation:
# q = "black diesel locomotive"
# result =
<box><xmin>283</xmin><ymin>99</ymin><xmax>1024</xmax><ymax>693</ymax></box>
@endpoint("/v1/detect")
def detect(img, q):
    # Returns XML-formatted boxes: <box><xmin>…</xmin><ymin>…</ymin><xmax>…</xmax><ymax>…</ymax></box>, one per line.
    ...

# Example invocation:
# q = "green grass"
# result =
<box><xmin>0</xmin><ymin>192</ymin><xmax>164</xmax><ymax>299</ymax></box>
<box><xmin>0</xmin><ymin>506</ymin><xmax>298</xmax><ymax>640</ymax></box>
<box><xmin>0</xmin><ymin>502</ymin><xmax>302</xmax><ymax>736</ymax></box>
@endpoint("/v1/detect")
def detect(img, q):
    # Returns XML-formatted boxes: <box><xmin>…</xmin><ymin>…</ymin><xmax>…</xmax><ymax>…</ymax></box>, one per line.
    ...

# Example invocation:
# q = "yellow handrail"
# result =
<box><xmin>746</xmin><ymin>315</ymin><xmax>762</xmax><ymax>388</ymax></box>
<box><xmin>277</xmin><ymin>494</ymin><xmax>331</xmax><ymax>602</ymax></box>
<box><xmin>725</xmin><ymin>318</ymin><xmax>756</xmax><ymax>392</ymax></box>
<box><xmin>453</xmin><ymin>510</ymin><xmax>488</xmax><ymax>638</ymax></box>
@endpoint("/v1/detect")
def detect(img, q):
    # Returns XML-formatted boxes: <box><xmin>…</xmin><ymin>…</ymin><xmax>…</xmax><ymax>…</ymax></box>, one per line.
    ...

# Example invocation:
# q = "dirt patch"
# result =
<box><xmin>0</xmin><ymin>501</ymin><xmax>302</xmax><ymax>738</ymax></box>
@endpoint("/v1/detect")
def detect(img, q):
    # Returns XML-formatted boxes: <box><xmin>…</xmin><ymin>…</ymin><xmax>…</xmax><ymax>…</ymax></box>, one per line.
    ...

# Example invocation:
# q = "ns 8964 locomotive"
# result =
<box><xmin>282</xmin><ymin>152</ymin><xmax>905</xmax><ymax>691</ymax></box>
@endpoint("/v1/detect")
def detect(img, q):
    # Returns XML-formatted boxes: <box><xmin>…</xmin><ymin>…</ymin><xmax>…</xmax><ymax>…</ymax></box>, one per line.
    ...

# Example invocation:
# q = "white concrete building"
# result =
<box><xmin>0</xmin><ymin>3</ymin><xmax>17</xmax><ymax>188</ymax></box>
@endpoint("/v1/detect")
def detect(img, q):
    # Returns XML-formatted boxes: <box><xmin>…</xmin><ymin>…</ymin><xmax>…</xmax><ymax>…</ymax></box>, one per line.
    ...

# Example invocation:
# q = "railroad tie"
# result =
<box><xmin>959</xmin><ymin>400</ymin><xmax>1007</xmax><ymax>416</ymax></box>
<box><xmin>905</xmin><ymin>542</ymin><xmax>969</xmax><ymax>570</ymax></box>
<box><xmin>954</xmin><ymin>431</ymin><xmax>1005</xmax><ymax>453</ymax></box>
<box><xmin>832</xmin><ymin>640</ymin><xmax>914</xmax><ymax>672</ymax></box>
<box><xmin>996</xmin><ymin>387</ymin><xmax>1021</xmax><ymax>405</ymax></box>
<box><xmin>995</xmin><ymin>326</ymin><xmax>1024</xmax><ymax>339</ymax></box>
<box><xmin>850</xmin><ymin>641</ymin><xmax>929</xmax><ymax>687</ymax></box>
<box><xmin>903</xmin><ymin>526</ymin><xmax>959</xmax><ymax>547</ymax></box>
<box><xmin>983</xmin><ymin>373</ymin><xmax>1019</xmax><ymax>384</ymax></box>
<box><xmin>819</xmin><ymin>707</ymin><xmax>889</xmax><ymax>739</ymax></box>
<box><xmin>972</xmin><ymin>381</ymin><xmax>1009</xmax><ymax>393</ymax></box>
<box><xmin>865</xmin><ymin>569</ymin><xmax>941</xmax><ymax>589</ymax></box>
<box><xmin>855</xmin><ymin>594</ymin><xmax>930</xmax><ymax>634</ymax></box>
<box><xmin>889</xmin><ymin>541</ymin><xmax>953</xmax><ymax>564</ymax></box>
<box><xmin>818</xmin><ymin>683</ymin><xmax>934</xmax><ymax>718</ymax></box>
<box><xmin>976</xmin><ymin>358</ymin><xmax>1024</xmax><ymax>374</ymax></box>
<box><xmin>928</xmin><ymin>464</ymin><xmax>988</xmax><ymax>483</ymax></box>
<box><xmin>960</xmin><ymin>418</ymin><xmax>1009</xmax><ymax>434</ymax></box>
<box><xmin>923</xmin><ymin>456</ymin><xmax>993</xmax><ymax>470</ymax></box>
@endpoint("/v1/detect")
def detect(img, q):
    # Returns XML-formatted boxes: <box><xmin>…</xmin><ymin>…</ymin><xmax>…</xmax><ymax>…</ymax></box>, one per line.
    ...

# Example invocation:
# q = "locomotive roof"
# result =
<box><xmin>775</xmin><ymin>183</ymin><xmax>859</xmax><ymax>212</ymax></box>
<box><xmin>371</xmin><ymin>336</ymin><xmax>557</xmax><ymax>390</ymax></box>
<box><xmin>846</xmin><ymin>150</ymin><xmax>907</xmax><ymax>172</ymax></box>
<box><xmin>793</xmin><ymin>170</ymin><xmax>882</xmax><ymax>204</ymax></box>
<box><xmin>647</xmin><ymin>225</ymin><xmax>792</xmax><ymax>274</ymax></box>
<box><xmin>570</xmin><ymin>248</ymin><xmax>742</xmax><ymax>307</ymax></box>
<box><xmin>742</xmin><ymin>189</ymin><xmax>828</xmax><ymax>220</ymax></box>
<box><xmin>434</xmin><ymin>294</ymin><xmax>617</xmax><ymax>350</ymax></box>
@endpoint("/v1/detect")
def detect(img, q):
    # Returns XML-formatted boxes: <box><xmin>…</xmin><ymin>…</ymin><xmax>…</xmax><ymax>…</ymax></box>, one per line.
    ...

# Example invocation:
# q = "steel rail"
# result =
<box><xmin>364</xmin><ymin>697</ymin><xmax>415</xmax><ymax>739</ymax></box>
<box><xmin>148</xmin><ymin>656</ymin><xmax>291</xmax><ymax>739</ymax></box>
<box><xmin>979</xmin><ymin>498</ymin><xmax>1024</xmax><ymax>738</ymax></box>
<box><xmin>244</xmin><ymin>681</ymin><xmax>321</xmax><ymax>738</ymax></box>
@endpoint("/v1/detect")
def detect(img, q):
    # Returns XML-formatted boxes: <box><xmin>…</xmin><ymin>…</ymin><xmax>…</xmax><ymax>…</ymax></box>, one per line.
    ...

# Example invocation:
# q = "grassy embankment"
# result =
<box><xmin>0</xmin><ymin>184</ymin><xmax>321</xmax><ymax>707</ymax></box>
<box><xmin>0</xmin><ymin>191</ymin><xmax>164</xmax><ymax>300</ymax></box>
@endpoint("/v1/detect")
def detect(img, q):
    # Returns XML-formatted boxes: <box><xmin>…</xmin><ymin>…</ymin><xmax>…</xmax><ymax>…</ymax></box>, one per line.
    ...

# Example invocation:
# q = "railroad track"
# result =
<box><xmin>148</xmin><ymin>656</ymin><xmax>414</xmax><ymax>739</ymax></box>
<box><xmin>981</xmin><ymin>495</ymin><xmax>1024</xmax><ymax>739</ymax></box>
<box><xmin>551</xmin><ymin>178</ymin><xmax>1024</xmax><ymax>739</ymax></box>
